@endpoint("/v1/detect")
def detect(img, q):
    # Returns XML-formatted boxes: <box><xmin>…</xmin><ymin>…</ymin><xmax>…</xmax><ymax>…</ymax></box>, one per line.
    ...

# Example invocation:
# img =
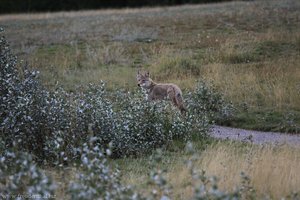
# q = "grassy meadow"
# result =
<box><xmin>1</xmin><ymin>0</ymin><xmax>299</xmax><ymax>132</ymax></box>
<box><xmin>120</xmin><ymin>142</ymin><xmax>300</xmax><ymax>199</ymax></box>
<box><xmin>1</xmin><ymin>0</ymin><xmax>300</xmax><ymax>199</ymax></box>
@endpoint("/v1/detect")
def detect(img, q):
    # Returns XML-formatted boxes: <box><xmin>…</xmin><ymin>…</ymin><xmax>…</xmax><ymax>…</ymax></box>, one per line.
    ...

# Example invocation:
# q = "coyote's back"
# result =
<box><xmin>136</xmin><ymin>71</ymin><xmax>187</xmax><ymax>113</ymax></box>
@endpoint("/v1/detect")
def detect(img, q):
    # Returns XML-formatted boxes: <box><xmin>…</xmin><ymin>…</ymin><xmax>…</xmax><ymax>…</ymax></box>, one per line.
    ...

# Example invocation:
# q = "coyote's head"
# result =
<box><xmin>136</xmin><ymin>71</ymin><xmax>152</xmax><ymax>89</ymax></box>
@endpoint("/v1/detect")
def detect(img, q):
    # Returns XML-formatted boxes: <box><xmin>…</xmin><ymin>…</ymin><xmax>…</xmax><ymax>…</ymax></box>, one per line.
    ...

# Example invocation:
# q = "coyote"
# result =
<box><xmin>136</xmin><ymin>71</ymin><xmax>187</xmax><ymax>114</ymax></box>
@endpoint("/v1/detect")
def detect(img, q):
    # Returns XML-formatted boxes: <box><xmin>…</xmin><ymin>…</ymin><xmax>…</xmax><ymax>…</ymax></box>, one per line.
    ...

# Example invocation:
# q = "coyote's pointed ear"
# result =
<box><xmin>145</xmin><ymin>71</ymin><xmax>150</xmax><ymax>77</ymax></box>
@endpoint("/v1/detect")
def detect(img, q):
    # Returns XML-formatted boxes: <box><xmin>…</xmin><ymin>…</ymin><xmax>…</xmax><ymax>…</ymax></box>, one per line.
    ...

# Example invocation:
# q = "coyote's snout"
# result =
<box><xmin>136</xmin><ymin>71</ymin><xmax>187</xmax><ymax>114</ymax></box>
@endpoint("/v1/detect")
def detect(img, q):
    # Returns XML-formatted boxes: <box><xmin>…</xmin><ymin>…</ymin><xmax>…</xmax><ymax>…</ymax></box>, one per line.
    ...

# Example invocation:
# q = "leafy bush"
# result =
<box><xmin>68</xmin><ymin>137</ymin><xmax>140</xmax><ymax>200</ymax></box>
<box><xmin>0</xmin><ymin>150</ymin><xmax>56</xmax><ymax>199</ymax></box>
<box><xmin>1</xmin><ymin>30</ymin><xmax>48</xmax><ymax>159</ymax></box>
<box><xmin>1</xmin><ymin>30</ymin><xmax>74</xmax><ymax>164</ymax></box>
<box><xmin>112</xmin><ymin>91</ymin><xmax>171</xmax><ymax>156</ymax></box>
<box><xmin>186</xmin><ymin>80</ymin><xmax>234</xmax><ymax>125</ymax></box>
<box><xmin>0</xmin><ymin>31</ymin><xmax>215</xmax><ymax>163</ymax></box>
<box><xmin>112</xmin><ymin>90</ymin><xmax>197</xmax><ymax>156</ymax></box>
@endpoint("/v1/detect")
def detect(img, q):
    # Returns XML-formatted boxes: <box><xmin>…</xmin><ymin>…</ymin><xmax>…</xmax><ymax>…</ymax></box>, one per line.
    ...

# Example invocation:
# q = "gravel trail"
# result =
<box><xmin>210</xmin><ymin>125</ymin><xmax>300</xmax><ymax>146</ymax></box>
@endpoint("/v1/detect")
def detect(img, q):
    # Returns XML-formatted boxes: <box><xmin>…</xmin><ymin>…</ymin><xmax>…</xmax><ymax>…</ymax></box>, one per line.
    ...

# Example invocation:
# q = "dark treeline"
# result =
<box><xmin>0</xmin><ymin>0</ymin><xmax>231</xmax><ymax>14</ymax></box>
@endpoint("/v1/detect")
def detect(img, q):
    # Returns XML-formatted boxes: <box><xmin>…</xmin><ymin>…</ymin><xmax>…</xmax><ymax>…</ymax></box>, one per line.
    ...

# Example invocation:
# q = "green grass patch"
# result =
<box><xmin>220</xmin><ymin>108</ymin><xmax>300</xmax><ymax>133</ymax></box>
<box><xmin>254</xmin><ymin>40</ymin><xmax>299</xmax><ymax>58</ymax></box>
<box><xmin>220</xmin><ymin>40</ymin><xmax>299</xmax><ymax>64</ymax></box>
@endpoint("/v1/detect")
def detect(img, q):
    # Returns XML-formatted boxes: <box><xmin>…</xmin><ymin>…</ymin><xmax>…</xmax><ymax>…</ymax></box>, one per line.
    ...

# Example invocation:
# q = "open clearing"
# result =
<box><xmin>1</xmin><ymin>0</ymin><xmax>299</xmax><ymax>132</ymax></box>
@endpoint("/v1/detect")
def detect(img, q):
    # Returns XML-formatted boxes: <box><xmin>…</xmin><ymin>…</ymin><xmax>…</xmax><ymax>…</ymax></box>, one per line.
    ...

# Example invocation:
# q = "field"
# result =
<box><xmin>1</xmin><ymin>0</ymin><xmax>300</xmax><ymax>199</ymax></box>
<box><xmin>1</xmin><ymin>0</ymin><xmax>300</xmax><ymax>132</ymax></box>
<box><xmin>118</xmin><ymin>142</ymin><xmax>300</xmax><ymax>199</ymax></box>
<box><xmin>45</xmin><ymin>141</ymin><xmax>300</xmax><ymax>199</ymax></box>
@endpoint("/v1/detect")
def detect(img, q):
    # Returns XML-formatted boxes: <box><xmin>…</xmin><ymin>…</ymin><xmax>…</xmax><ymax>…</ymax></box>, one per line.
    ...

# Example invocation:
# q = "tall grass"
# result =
<box><xmin>119</xmin><ymin>142</ymin><xmax>300</xmax><ymax>199</ymax></box>
<box><xmin>199</xmin><ymin>143</ymin><xmax>300</xmax><ymax>198</ymax></box>
<box><xmin>200</xmin><ymin>59</ymin><xmax>300</xmax><ymax>110</ymax></box>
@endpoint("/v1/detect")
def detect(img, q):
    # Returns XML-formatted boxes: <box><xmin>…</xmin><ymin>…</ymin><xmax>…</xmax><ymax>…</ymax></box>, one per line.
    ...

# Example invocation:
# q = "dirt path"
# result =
<box><xmin>210</xmin><ymin>125</ymin><xmax>300</xmax><ymax>146</ymax></box>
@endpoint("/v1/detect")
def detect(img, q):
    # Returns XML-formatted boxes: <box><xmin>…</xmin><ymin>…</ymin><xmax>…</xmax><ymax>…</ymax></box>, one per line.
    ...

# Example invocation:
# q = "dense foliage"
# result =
<box><xmin>1</xmin><ymin>30</ymin><xmax>225</xmax><ymax>163</ymax></box>
<box><xmin>0</xmin><ymin>28</ymin><xmax>240</xmax><ymax>200</ymax></box>
<box><xmin>68</xmin><ymin>139</ymin><xmax>139</xmax><ymax>200</ymax></box>
<box><xmin>0</xmin><ymin>150</ymin><xmax>56</xmax><ymax>199</ymax></box>
<box><xmin>0</xmin><ymin>0</ymin><xmax>231</xmax><ymax>14</ymax></box>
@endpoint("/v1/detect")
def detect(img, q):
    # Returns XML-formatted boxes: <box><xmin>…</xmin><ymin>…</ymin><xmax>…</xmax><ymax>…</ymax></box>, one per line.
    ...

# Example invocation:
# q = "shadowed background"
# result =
<box><xmin>0</xmin><ymin>0</ymin><xmax>231</xmax><ymax>14</ymax></box>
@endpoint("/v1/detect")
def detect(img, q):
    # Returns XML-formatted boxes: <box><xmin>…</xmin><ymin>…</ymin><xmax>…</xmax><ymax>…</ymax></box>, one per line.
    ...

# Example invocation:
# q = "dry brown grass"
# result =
<box><xmin>200</xmin><ymin>58</ymin><xmax>300</xmax><ymax>109</ymax></box>
<box><xmin>197</xmin><ymin>143</ymin><xmax>300</xmax><ymax>198</ymax></box>
<box><xmin>119</xmin><ymin>142</ymin><xmax>300</xmax><ymax>199</ymax></box>
<box><xmin>45</xmin><ymin>142</ymin><xmax>300</xmax><ymax>199</ymax></box>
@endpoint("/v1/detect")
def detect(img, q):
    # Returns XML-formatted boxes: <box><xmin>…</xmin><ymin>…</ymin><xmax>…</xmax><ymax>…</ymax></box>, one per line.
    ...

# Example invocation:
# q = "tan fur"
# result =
<box><xmin>136</xmin><ymin>71</ymin><xmax>187</xmax><ymax>114</ymax></box>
